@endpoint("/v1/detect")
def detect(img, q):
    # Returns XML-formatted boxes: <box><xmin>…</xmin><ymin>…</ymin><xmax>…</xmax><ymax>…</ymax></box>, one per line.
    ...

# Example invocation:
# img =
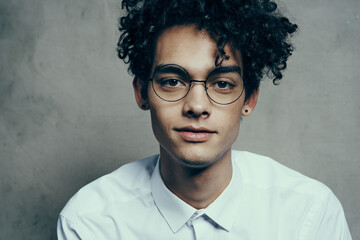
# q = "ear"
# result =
<box><xmin>133</xmin><ymin>77</ymin><xmax>149</xmax><ymax>110</ymax></box>
<box><xmin>241</xmin><ymin>87</ymin><xmax>259</xmax><ymax>116</ymax></box>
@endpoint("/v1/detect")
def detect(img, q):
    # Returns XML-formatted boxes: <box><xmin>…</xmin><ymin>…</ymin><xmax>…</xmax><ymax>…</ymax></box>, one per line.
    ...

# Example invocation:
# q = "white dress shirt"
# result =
<box><xmin>57</xmin><ymin>151</ymin><xmax>352</xmax><ymax>239</ymax></box>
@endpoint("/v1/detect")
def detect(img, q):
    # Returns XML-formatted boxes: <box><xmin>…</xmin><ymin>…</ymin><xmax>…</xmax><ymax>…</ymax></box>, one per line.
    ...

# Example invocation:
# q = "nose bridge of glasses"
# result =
<box><xmin>185</xmin><ymin>79</ymin><xmax>211</xmax><ymax>104</ymax></box>
<box><xmin>189</xmin><ymin>79</ymin><xmax>208</xmax><ymax>90</ymax></box>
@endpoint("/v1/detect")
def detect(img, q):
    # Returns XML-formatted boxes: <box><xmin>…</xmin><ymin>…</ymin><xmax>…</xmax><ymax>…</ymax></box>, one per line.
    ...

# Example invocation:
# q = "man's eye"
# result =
<box><xmin>160</xmin><ymin>78</ymin><xmax>184</xmax><ymax>87</ymax></box>
<box><xmin>213</xmin><ymin>81</ymin><xmax>233</xmax><ymax>89</ymax></box>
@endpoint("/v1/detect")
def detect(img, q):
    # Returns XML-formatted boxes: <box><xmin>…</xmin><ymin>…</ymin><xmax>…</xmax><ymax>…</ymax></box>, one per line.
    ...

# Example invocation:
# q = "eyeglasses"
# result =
<box><xmin>149</xmin><ymin>64</ymin><xmax>244</xmax><ymax>105</ymax></box>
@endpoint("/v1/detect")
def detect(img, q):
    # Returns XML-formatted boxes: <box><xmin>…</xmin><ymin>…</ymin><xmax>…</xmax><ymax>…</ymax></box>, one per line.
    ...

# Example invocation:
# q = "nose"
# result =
<box><xmin>182</xmin><ymin>81</ymin><xmax>211</xmax><ymax>119</ymax></box>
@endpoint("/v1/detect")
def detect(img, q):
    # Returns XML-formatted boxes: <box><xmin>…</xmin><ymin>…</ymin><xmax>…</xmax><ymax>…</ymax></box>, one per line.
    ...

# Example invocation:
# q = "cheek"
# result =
<box><xmin>148</xmin><ymin>92</ymin><xmax>165</xmax><ymax>128</ymax></box>
<box><xmin>148</xmin><ymin>100</ymin><xmax>177</xmax><ymax>139</ymax></box>
<box><xmin>149</xmin><ymin>108</ymin><xmax>167</xmax><ymax>144</ymax></box>
<box><xmin>149</xmin><ymin>105</ymin><xmax>166</xmax><ymax>132</ymax></box>
<box><xmin>221</xmin><ymin>104</ymin><xmax>242</xmax><ymax>121</ymax></box>
<box><xmin>217</xmin><ymin>105</ymin><xmax>242</xmax><ymax>134</ymax></box>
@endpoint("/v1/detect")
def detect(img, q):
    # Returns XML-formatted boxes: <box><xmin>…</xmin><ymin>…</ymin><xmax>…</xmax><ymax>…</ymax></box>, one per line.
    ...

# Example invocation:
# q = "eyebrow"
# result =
<box><xmin>209</xmin><ymin>66</ymin><xmax>242</xmax><ymax>76</ymax></box>
<box><xmin>152</xmin><ymin>64</ymin><xmax>242</xmax><ymax>78</ymax></box>
<box><xmin>152</xmin><ymin>65</ymin><xmax>189</xmax><ymax>78</ymax></box>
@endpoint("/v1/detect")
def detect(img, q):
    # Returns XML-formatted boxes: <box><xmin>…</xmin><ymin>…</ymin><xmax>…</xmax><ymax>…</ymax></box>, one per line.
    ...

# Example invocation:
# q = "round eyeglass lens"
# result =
<box><xmin>151</xmin><ymin>65</ymin><xmax>190</xmax><ymax>102</ymax></box>
<box><xmin>205</xmin><ymin>70</ymin><xmax>244</xmax><ymax>105</ymax></box>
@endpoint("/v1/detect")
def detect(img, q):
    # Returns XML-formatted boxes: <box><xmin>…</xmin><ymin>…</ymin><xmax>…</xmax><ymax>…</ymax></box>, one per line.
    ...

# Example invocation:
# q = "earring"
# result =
<box><xmin>242</xmin><ymin>107</ymin><xmax>250</xmax><ymax>115</ymax></box>
<box><xmin>141</xmin><ymin>104</ymin><xmax>149</xmax><ymax>110</ymax></box>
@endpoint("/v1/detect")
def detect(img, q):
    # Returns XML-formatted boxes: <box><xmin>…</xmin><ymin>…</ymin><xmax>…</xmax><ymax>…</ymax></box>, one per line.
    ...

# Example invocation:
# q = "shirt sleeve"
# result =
<box><xmin>57</xmin><ymin>215</ymin><xmax>84</xmax><ymax>240</ymax></box>
<box><xmin>305</xmin><ymin>191</ymin><xmax>352</xmax><ymax>240</ymax></box>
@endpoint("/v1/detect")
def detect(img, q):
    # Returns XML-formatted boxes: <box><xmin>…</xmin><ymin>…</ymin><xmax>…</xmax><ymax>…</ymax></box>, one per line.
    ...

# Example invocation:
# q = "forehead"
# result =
<box><xmin>152</xmin><ymin>25</ymin><xmax>242</xmax><ymax>75</ymax></box>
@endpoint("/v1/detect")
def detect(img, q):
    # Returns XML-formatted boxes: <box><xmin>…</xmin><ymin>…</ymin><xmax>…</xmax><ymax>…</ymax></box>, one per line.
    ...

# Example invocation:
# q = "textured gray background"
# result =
<box><xmin>0</xmin><ymin>0</ymin><xmax>359</xmax><ymax>239</ymax></box>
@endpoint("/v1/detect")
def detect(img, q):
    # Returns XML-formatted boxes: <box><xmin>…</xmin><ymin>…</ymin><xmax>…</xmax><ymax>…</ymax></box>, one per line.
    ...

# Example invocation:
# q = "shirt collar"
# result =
<box><xmin>151</xmin><ymin>152</ymin><xmax>243</xmax><ymax>233</ymax></box>
<box><xmin>151</xmin><ymin>157</ymin><xmax>196</xmax><ymax>233</ymax></box>
<box><xmin>204</xmin><ymin>156</ymin><xmax>243</xmax><ymax>231</ymax></box>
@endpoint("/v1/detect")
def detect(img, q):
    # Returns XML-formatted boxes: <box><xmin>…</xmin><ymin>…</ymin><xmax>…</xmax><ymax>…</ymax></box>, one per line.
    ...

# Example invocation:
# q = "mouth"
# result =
<box><xmin>174</xmin><ymin>126</ymin><xmax>216</xmax><ymax>142</ymax></box>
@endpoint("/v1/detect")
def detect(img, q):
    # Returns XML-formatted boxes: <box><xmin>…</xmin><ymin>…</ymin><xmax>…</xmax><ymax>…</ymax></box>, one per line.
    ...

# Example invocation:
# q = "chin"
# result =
<box><xmin>178</xmin><ymin>158</ymin><xmax>214</xmax><ymax>169</ymax></box>
<box><xmin>174</xmin><ymin>148</ymin><xmax>228</xmax><ymax>169</ymax></box>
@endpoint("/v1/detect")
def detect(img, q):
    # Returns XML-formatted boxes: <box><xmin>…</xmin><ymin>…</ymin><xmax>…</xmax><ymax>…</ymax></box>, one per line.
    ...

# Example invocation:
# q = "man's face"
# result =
<box><xmin>135</xmin><ymin>25</ymin><xmax>256</xmax><ymax>168</ymax></box>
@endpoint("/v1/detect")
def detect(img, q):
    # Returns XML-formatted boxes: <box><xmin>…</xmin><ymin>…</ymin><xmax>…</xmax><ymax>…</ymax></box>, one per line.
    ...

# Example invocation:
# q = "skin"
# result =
<box><xmin>134</xmin><ymin>24</ymin><xmax>259</xmax><ymax>209</ymax></box>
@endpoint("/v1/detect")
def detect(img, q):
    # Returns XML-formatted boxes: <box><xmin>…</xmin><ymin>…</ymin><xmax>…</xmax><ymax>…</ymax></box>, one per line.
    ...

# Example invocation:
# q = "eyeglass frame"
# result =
<box><xmin>149</xmin><ymin>64</ymin><xmax>245</xmax><ymax>105</ymax></box>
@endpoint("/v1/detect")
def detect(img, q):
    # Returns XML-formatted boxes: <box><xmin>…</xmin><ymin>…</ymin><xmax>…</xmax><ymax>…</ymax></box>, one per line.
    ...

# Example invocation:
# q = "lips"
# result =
<box><xmin>174</xmin><ymin>126</ymin><xmax>216</xmax><ymax>142</ymax></box>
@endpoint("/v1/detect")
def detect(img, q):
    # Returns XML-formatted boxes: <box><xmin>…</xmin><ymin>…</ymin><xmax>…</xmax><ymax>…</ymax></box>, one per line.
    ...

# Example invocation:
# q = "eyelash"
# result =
<box><xmin>211</xmin><ymin>81</ymin><xmax>235</xmax><ymax>89</ymax></box>
<box><xmin>159</xmin><ymin>78</ymin><xmax>186</xmax><ymax>87</ymax></box>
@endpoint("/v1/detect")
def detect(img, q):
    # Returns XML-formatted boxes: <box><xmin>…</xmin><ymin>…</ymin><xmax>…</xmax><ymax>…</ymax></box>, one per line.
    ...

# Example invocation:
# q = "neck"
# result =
<box><xmin>159</xmin><ymin>149</ymin><xmax>233</xmax><ymax>209</ymax></box>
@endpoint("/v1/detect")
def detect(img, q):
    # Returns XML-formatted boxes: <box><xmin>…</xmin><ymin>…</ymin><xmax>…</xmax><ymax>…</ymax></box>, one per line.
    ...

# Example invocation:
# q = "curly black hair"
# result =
<box><xmin>117</xmin><ymin>0</ymin><xmax>298</xmax><ymax>99</ymax></box>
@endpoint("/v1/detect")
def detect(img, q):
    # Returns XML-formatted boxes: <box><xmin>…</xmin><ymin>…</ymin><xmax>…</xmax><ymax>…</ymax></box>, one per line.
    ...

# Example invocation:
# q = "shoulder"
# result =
<box><xmin>59</xmin><ymin>155</ymin><xmax>159</xmax><ymax>223</ymax></box>
<box><xmin>232</xmin><ymin>151</ymin><xmax>352</xmax><ymax>239</ymax></box>
<box><xmin>232</xmin><ymin>150</ymin><xmax>331</xmax><ymax>198</ymax></box>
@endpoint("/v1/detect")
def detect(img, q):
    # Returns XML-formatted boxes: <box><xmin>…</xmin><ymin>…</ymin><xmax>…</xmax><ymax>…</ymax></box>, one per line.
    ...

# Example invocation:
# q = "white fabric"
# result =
<box><xmin>57</xmin><ymin>151</ymin><xmax>352</xmax><ymax>240</ymax></box>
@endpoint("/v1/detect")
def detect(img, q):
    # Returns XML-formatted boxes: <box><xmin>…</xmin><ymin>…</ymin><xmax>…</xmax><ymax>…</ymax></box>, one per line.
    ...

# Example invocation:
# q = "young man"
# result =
<box><xmin>58</xmin><ymin>0</ymin><xmax>352</xmax><ymax>239</ymax></box>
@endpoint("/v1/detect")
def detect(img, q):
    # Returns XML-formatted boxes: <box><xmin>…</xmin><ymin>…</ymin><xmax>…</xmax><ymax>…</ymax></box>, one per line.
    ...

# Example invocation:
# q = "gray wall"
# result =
<box><xmin>0</xmin><ymin>0</ymin><xmax>359</xmax><ymax>239</ymax></box>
